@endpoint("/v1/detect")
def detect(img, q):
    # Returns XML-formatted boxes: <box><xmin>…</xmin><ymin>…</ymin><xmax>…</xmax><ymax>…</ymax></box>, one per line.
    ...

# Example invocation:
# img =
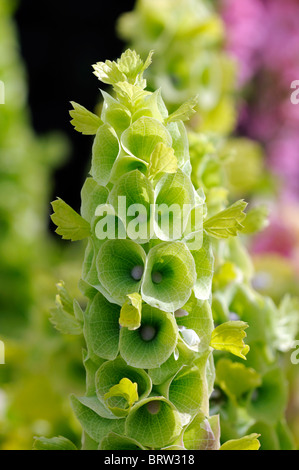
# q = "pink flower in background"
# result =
<box><xmin>220</xmin><ymin>0</ymin><xmax>266</xmax><ymax>85</ymax></box>
<box><xmin>220</xmin><ymin>0</ymin><xmax>299</xmax><ymax>261</ymax></box>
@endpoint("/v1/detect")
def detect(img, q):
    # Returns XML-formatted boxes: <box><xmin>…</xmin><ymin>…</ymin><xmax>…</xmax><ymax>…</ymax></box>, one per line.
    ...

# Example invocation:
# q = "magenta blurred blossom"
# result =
<box><xmin>221</xmin><ymin>0</ymin><xmax>299</xmax><ymax>194</ymax></box>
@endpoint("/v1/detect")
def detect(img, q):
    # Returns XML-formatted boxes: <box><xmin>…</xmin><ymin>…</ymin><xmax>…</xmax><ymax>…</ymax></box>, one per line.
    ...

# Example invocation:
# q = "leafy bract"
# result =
<box><xmin>80</xmin><ymin>178</ymin><xmax>108</xmax><ymax>223</ymax></box>
<box><xmin>99</xmin><ymin>433</ymin><xmax>144</xmax><ymax>450</ymax></box>
<box><xmin>69</xmin><ymin>101</ymin><xmax>102</xmax><ymax>135</ymax></box>
<box><xmin>121</xmin><ymin>116</ymin><xmax>172</xmax><ymax>163</ymax></box>
<box><xmin>210</xmin><ymin>321</ymin><xmax>250</xmax><ymax>360</ymax></box>
<box><xmin>125</xmin><ymin>397</ymin><xmax>182</xmax><ymax>448</ymax></box>
<box><xmin>51</xmin><ymin>198</ymin><xmax>90</xmax><ymax>241</ymax></box>
<box><xmin>33</xmin><ymin>436</ymin><xmax>77</xmax><ymax>451</ymax></box>
<box><xmin>216</xmin><ymin>358</ymin><xmax>262</xmax><ymax>400</ymax></box>
<box><xmin>141</xmin><ymin>241</ymin><xmax>196</xmax><ymax>312</ymax></box>
<box><xmin>183</xmin><ymin>412</ymin><xmax>220</xmax><ymax>450</ymax></box>
<box><xmin>95</xmin><ymin>357</ymin><xmax>152</xmax><ymax>405</ymax></box>
<box><xmin>104</xmin><ymin>378</ymin><xmax>139</xmax><ymax>417</ymax></box>
<box><xmin>241</xmin><ymin>205</ymin><xmax>269</xmax><ymax>235</ymax></box>
<box><xmin>50</xmin><ymin>281</ymin><xmax>83</xmax><ymax>335</ymax></box>
<box><xmin>191</xmin><ymin>234</ymin><xmax>214</xmax><ymax>300</ymax></box>
<box><xmin>70</xmin><ymin>395</ymin><xmax>125</xmax><ymax>444</ymax></box>
<box><xmin>96</xmin><ymin>239</ymin><xmax>146</xmax><ymax>305</ymax></box>
<box><xmin>166</xmin><ymin>96</ymin><xmax>198</xmax><ymax>124</ymax></box>
<box><xmin>91</xmin><ymin>123</ymin><xmax>120</xmax><ymax>186</ymax></box>
<box><xmin>168</xmin><ymin>366</ymin><xmax>204</xmax><ymax>417</ymax></box>
<box><xmin>84</xmin><ymin>293</ymin><xmax>121</xmax><ymax>360</ymax></box>
<box><xmin>119</xmin><ymin>293</ymin><xmax>142</xmax><ymax>330</ymax></box>
<box><xmin>119</xmin><ymin>304</ymin><xmax>178</xmax><ymax>368</ymax></box>
<box><xmin>204</xmin><ymin>200</ymin><xmax>247</xmax><ymax>239</ymax></box>
<box><xmin>147</xmin><ymin>142</ymin><xmax>178</xmax><ymax>180</ymax></box>
<box><xmin>108</xmin><ymin>169</ymin><xmax>155</xmax><ymax>243</ymax></box>
<box><xmin>93</xmin><ymin>49</ymin><xmax>153</xmax><ymax>88</ymax></box>
<box><xmin>220</xmin><ymin>434</ymin><xmax>261</xmax><ymax>450</ymax></box>
<box><xmin>154</xmin><ymin>169</ymin><xmax>195</xmax><ymax>241</ymax></box>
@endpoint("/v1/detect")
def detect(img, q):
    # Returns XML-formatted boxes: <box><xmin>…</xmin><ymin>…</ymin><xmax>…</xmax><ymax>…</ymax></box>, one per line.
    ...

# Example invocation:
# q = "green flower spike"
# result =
<box><xmin>45</xmin><ymin>49</ymin><xmax>258</xmax><ymax>451</ymax></box>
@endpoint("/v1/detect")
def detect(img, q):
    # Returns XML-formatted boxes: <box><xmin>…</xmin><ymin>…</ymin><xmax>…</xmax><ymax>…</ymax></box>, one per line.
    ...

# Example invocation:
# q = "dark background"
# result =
<box><xmin>15</xmin><ymin>0</ymin><xmax>135</xmax><ymax>225</ymax></box>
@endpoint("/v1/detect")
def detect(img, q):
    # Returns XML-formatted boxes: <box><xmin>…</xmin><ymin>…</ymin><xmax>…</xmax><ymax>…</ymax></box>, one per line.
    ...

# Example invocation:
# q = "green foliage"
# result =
<box><xmin>203</xmin><ymin>200</ymin><xmax>247</xmax><ymax>239</ymax></box>
<box><xmin>70</xmin><ymin>102</ymin><xmax>102</xmax><ymax>135</ymax></box>
<box><xmin>45</xmin><ymin>48</ymin><xmax>264</xmax><ymax>451</ymax></box>
<box><xmin>33</xmin><ymin>436</ymin><xmax>77</xmax><ymax>451</ymax></box>
<box><xmin>51</xmin><ymin>199</ymin><xmax>90</xmax><ymax>241</ymax></box>
<box><xmin>210</xmin><ymin>321</ymin><xmax>250</xmax><ymax>360</ymax></box>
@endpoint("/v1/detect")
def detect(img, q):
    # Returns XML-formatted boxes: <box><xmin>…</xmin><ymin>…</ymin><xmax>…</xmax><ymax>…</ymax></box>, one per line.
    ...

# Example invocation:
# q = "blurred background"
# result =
<box><xmin>0</xmin><ymin>0</ymin><xmax>299</xmax><ymax>449</ymax></box>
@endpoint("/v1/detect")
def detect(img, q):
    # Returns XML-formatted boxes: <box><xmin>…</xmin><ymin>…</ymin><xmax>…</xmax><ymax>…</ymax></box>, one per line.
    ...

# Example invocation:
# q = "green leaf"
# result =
<box><xmin>33</xmin><ymin>436</ymin><xmax>77</xmax><ymax>451</ymax></box>
<box><xmin>95</xmin><ymin>356</ymin><xmax>152</xmax><ymax>405</ymax></box>
<box><xmin>167</xmin><ymin>366</ymin><xmax>204</xmax><ymax>417</ymax></box>
<box><xmin>108</xmin><ymin>169</ymin><xmax>155</xmax><ymax>243</ymax></box>
<box><xmin>147</xmin><ymin>142</ymin><xmax>178</xmax><ymax>180</ymax></box>
<box><xmin>119</xmin><ymin>293</ymin><xmax>142</xmax><ymax>330</ymax></box>
<box><xmin>204</xmin><ymin>200</ymin><xmax>247</xmax><ymax>239</ymax></box>
<box><xmin>121</xmin><ymin>116</ymin><xmax>172</xmax><ymax>163</ymax></box>
<box><xmin>99</xmin><ymin>432</ymin><xmax>144</xmax><ymax>450</ymax></box>
<box><xmin>220</xmin><ymin>434</ymin><xmax>261</xmax><ymax>450</ymax></box>
<box><xmin>51</xmin><ymin>198</ymin><xmax>90</xmax><ymax>241</ymax></box>
<box><xmin>114</xmin><ymin>82</ymin><xmax>149</xmax><ymax>108</ymax></box>
<box><xmin>84</xmin><ymin>293</ymin><xmax>121</xmax><ymax>360</ymax></box>
<box><xmin>210</xmin><ymin>321</ymin><xmax>250</xmax><ymax>359</ymax></box>
<box><xmin>69</xmin><ymin>101</ymin><xmax>102</xmax><ymax>135</ymax></box>
<box><xmin>191</xmin><ymin>234</ymin><xmax>214</xmax><ymax>300</ymax></box>
<box><xmin>166</xmin><ymin>96</ymin><xmax>198</xmax><ymax>124</ymax></box>
<box><xmin>148</xmin><ymin>339</ymin><xmax>194</xmax><ymax>385</ymax></box>
<box><xmin>176</xmin><ymin>293</ymin><xmax>214</xmax><ymax>354</ymax></box>
<box><xmin>70</xmin><ymin>395</ymin><xmax>125</xmax><ymax>443</ymax></box>
<box><xmin>154</xmin><ymin>169</ymin><xmax>195</xmax><ymax>241</ymax></box>
<box><xmin>119</xmin><ymin>304</ymin><xmax>178</xmax><ymax>369</ymax></box>
<box><xmin>241</xmin><ymin>205</ymin><xmax>269</xmax><ymax>234</ymax></box>
<box><xmin>141</xmin><ymin>241</ymin><xmax>196</xmax><ymax>312</ymax></box>
<box><xmin>215</xmin><ymin>358</ymin><xmax>262</xmax><ymax>400</ymax></box>
<box><xmin>96</xmin><ymin>239</ymin><xmax>146</xmax><ymax>305</ymax></box>
<box><xmin>49</xmin><ymin>281</ymin><xmax>82</xmax><ymax>335</ymax></box>
<box><xmin>104</xmin><ymin>378</ymin><xmax>139</xmax><ymax>417</ymax></box>
<box><xmin>272</xmin><ymin>295</ymin><xmax>299</xmax><ymax>352</ymax></box>
<box><xmin>80</xmin><ymin>178</ymin><xmax>108</xmax><ymax>223</ymax></box>
<box><xmin>125</xmin><ymin>397</ymin><xmax>182</xmax><ymax>448</ymax></box>
<box><xmin>92</xmin><ymin>59</ymin><xmax>126</xmax><ymax>85</ymax></box>
<box><xmin>183</xmin><ymin>412</ymin><xmax>220</xmax><ymax>450</ymax></box>
<box><xmin>247</xmin><ymin>368</ymin><xmax>288</xmax><ymax>425</ymax></box>
<box><xmin>100</xmin><ymin>90</ymin><xmax>131</xmax><ymax>135</ymax></box>
<box><xmin>91</xmin><ymin>123</ymin><xmax>120</xmax><ymax>186</ymax></box>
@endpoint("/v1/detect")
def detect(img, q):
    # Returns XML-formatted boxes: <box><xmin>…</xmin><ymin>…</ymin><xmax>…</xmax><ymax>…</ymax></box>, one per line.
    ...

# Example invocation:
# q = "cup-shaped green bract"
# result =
<box><xmin>101</xmin><ymin>90</ymin><xmax>131</xmax><ymax>136</ymax></box>
<box><xmin>167</xmin><ymin>366</ymin><xmax>204</xmax><ymax>417</ymax></box>
<box><xmin>84</xmin><ymin>292</ymin><xmax>121</xmax><ymax>361</ymax></box>
<box><xmin>96</xmin><ymin>239</ymin><xmax>146</xmax><ymax>305</ymax></box>
<box><xmin>99</xmin><ymin>432</ymin><xmax>144</xmax><ymax>450</ymax></box>
<box><xmin>119</xmin><ymin>304</ymin><xmax>178</xmax><ymax>368</ymax></box>
<box><xmin>125</xmin><ymin>397</ymin><xmax>182</xmax><ymax>448</ymax></box>
<box><xmin>109</xmin><ymin>155</ymin><xmax>148</xmax><ymax>183</ymax></box>
<box><xmin>154</xmin><ymin>169</ymin><xmax>195</xmax><ymax>241</ymax></box>
<box><xmin>95</xmin><ymin>356</ymin><xmax>152</xmax><ymax>407</ymax></box>
<box><xmin>91</xmin><ymin>123</ymin><xmax>120</xmax><ymax>186</ymax></box>
<box><xmin>109</xmin><ymin>169</ymin><xmax>155</xmax><ymax>243</ymax></box>
<box><xmin>70</xmin><ymin>395</ymin><xmax>126</xmax><ymax>444</ymax></box>
<box><xmin>141</xmin><ymin>241</ymin><xmax>196</xmax><ymax>312</ymax></box>
<box><xmin>121</xmin><ymin>116</ymin><xmax>172</xmax><ymax>163</ymax></box>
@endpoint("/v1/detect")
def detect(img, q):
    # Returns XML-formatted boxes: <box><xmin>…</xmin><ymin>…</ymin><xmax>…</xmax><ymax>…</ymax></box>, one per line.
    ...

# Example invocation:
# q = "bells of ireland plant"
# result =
<box><xmin>35</xmin><ymin>50</ymin><xmax>260</xmax><ymax>451</ymax></box>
